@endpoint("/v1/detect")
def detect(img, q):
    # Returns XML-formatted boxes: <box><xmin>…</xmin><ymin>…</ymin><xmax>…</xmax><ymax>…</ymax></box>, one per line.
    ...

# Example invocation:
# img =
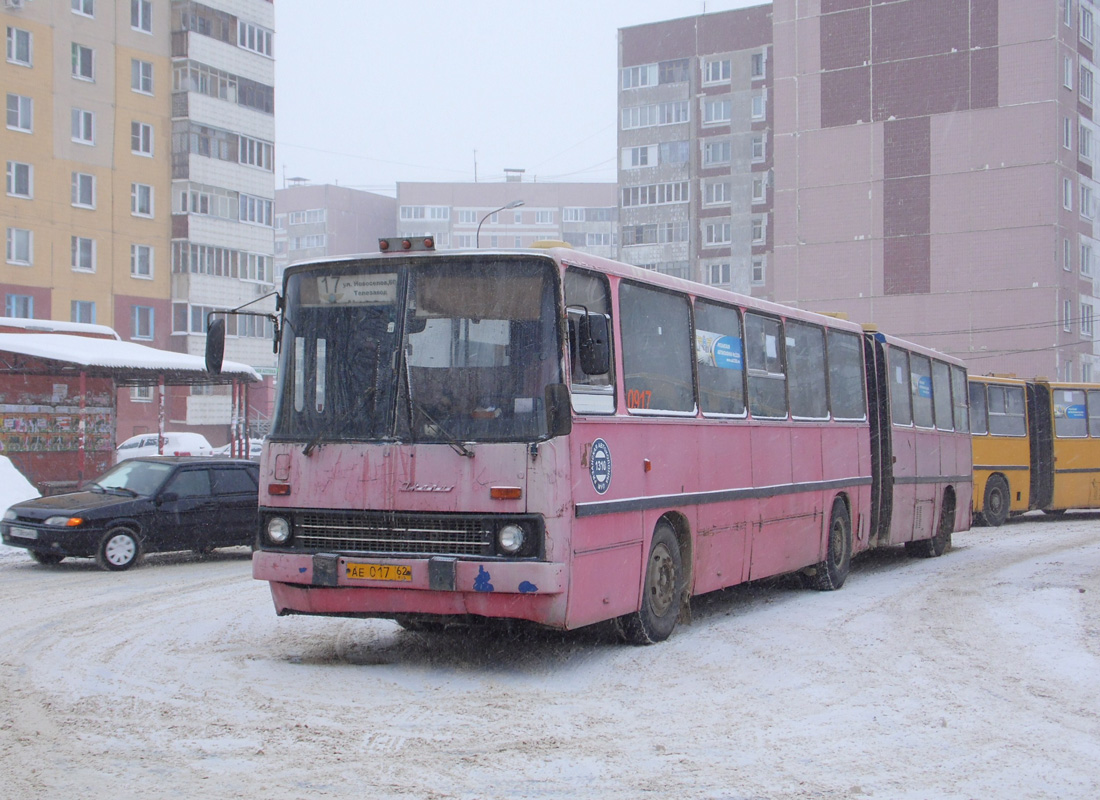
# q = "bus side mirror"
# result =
<box><xmin>205</xmin><ymin>317</ymin><xmax>226</xmax><ymax>375</ymax></box>
<box><xmin>579</xmin><ymin>314</ymin><xmax>610</xmax><ymax>376</ymax></box>
<box><xmin>545</xmin><ymin>383</ymin><xmax>572</xmax><ymax>438</ymax></box>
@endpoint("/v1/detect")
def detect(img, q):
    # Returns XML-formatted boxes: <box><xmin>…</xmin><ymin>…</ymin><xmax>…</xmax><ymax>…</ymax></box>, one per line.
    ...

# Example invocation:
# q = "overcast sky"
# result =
<box><xmin>273</xmin><ymin>0</ymin><xmax>762</xmax><ymax>196</ymax></box>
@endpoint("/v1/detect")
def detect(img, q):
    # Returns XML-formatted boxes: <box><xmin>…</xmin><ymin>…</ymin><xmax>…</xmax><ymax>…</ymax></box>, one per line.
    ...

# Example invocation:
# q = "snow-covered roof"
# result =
<box><xmin>0</xmin><ymin>333</ymin><xmax>261</xmax><ymax>384</ymax></box>
<box><xmin>0</xmin><ymin>316</ymin><xmax>121</xmax><ymax>339</ymax></box>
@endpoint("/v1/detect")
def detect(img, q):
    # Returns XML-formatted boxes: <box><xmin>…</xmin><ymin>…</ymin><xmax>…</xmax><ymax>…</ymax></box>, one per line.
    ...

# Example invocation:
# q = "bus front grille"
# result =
<box><xmin>296</xmin><ymin>512</ymin><xmax>490</xmax><ymax>556</ymax></box>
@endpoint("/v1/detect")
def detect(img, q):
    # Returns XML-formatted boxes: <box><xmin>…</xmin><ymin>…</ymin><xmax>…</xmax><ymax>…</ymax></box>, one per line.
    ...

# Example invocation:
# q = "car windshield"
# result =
<box><xmin>94</xmin><ymin>460</ymin><xmax>175</xmax><ymax>496</ymax></box>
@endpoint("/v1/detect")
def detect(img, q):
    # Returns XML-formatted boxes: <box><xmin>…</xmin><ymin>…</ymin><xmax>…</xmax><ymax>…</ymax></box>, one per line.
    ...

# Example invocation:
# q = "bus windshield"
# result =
<box><xmin>272</xmin><ymin>255</ymin><xmax>562</xmax><ymax>445</ymax></box>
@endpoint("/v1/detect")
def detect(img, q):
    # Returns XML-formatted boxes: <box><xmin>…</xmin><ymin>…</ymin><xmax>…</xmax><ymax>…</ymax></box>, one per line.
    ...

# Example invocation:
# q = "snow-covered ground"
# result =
<box><xmin>1</xmin><ymin>502</ymin><xmax>1098</xmax><ymax>799</ymax></box>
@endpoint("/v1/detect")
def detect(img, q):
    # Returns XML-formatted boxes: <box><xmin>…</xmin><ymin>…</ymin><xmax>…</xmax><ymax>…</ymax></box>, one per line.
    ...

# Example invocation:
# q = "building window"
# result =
<box><xmin>752</xmin><ymin>134</ymin><xmax>767</xmax><ymax>162</ymax></box>
<box><xmin>1066</xmin><ymin>56</ymin><xmax>1075</xmax><ymax>90</ymax></box>
<box><xmin>71</xmin><ymin>300</ymin><xmax>96</xmax><ymax>324</ymax></box>
<box><xmin>659</xmin><ymin>101</ymin><xmax>689</xmax><ymax>124</ymax></box>
<box><xmin>658</xmin><ymin>58</ymin><xmax>690</xmax><ymax>84</ymax></box>
<box><xmin>1084</xmin><ymin>6</ymin><xmax>1095</xmax><ymax>42</ymax></box>
<box><xmin>622</xmin><ymin>63</ymin><xmax>657</xmax><ymax>89</ymax></box>
<box><xmin>1083</xmin><ymin>241</ymin><xmax>1094</xmax><ymax>276</ymax></box>
<box><xmin>131</xmin><ymin>386</ymin><xmax>153</xmax><ymax>402</ymax></box>
<box><xmin>752</xmin><ymin>256</ymin><xmax>766</xmax><ymax>285</ymax></box>
<box><xmin>131</xmin><ymin>59</ymin><xmax>153</xmax><ymax>94</ymax></box>
<box><xmin>72</xmin><ymin>0</ymin><xmax>94</xmax><ymax>17</ymax></box>
<box><xmin>1065</xmin><ymin>299</ymin><xmax>1073</xmax><ymax>331</ymax></box>
<box><xmin>131</xmin><ymin>244</ymin><xmax>153</xmax><ymax>278</ymax></box>
<box><xmin>71</xmin><ymin>172</ymin><xmax>95</xmax><ymax>208</ymax></box>
<box><xmin>752</xmin><ymin>93</ymin><xmax>767</xmax><ymax>120</ymax></box>
<box><xmin>1065</xmin><ymin>117</ymin><xmax>1073</xmax><ymax>149</ymax></box>
<box><xmin>660</xmin><ymin>141</ymin><xmax>689</xmax><ymax>165</ymax></box>
<box><xmin>239</xmin><ymin>194</ymin><xmax>273</xmax><ymax>226</ymax></box>
<box><xmin>131</xmin><ymin>183</ymin><xmax>153</xmax><ymax>217</ymax></box>
<box><xmin>6</xmin><ymin>93</ymin><xmax>31</xmax><ymax>132</ymax></box>
<box><xmin>621</xmin><ymin>182</ymin><xmax>689</xmax><ymax>207</ymax></box>
<box><xmin>1065</xmin><ymin>237</ymin><xmax>1073</xmax><ymax>270</ymax></box>
<box><xmin>1082</xmin><ymin>124</ymin><xmax>1093</xmax><ymax>160</ymax></box>
<box><xmin>1082</xmin><ymin>302</ymin><xmax>1094</xmax><ymax>337</ymax></box>
<box><xmin>703</xmin><ymin>140</ymin><xmax>732</xmax><ymax>166</ymax></box>
<box><xmin>400</xmin><ymin>206</ymin><xmax>425</xmax><ymax>220</ymax></box>
<box><xmin>1083</xmin><ymin>183</ymin><xmax>1094</xmax><ymax>218</ymax></box>
<box><xmin>71</xmin><ymin>236</ymin><xmax>95</xmax><ymax>272</ymax></box>
<box><xmin>5</xmin><ymin>294</ymin><xmax>33</xmax><ymax>318</ymax></box>
<box><xmin>131</xmin><ymin>121</ymin><xmax>153</xmax><ymax>156</ymax></box>
<box><xmin>623</xmin><ymin>145</ymin><xmax>654</xmax><ymax>168</ymax></box>
<box><xmin>705</xmin><ymin>222</ymin><xmax>732</xmax><ymax>246</ymax></box>
<box><xmin>72</xmin><ymin>43</ymin><xmax>94</xmax><ymax>81</ymax></box>
<box><xmin>1065</xmin><ymin>360</ymin><xmax>1074</xmax><ymax>381</ymax></box>
<box><xmin>239</xmin><ymin>135</ymin><xmax>274</xmax><ymax>170</ymax></box>
<box><xmin>1082</xmin><ymin>64</ymin><xmax>1094</xmax><ymax>104</ymax></box>
<box><xmin>704</xmin><ymin>181</ymin><xmax>731</xmax><ymax>205</ymax></box>
<box><xmin>752</xmin><ymin>216</ymin><xmax>767</xmax><ymax>243</ymax></box>
<box><xmin>1065</xmin><ymin>178</ymin><xmax>1074</xmax><ymax>210</ymax></box>
<box><xmin>131</xmin><ymin>0</ymin><xmax>152</xmax><ymax>33</ymax></box>
<box><xmin>1084</xmin><ymin>362</ymin><xmax>1094</xmax><ymax>382</ymax></box>
<box><xmin>7</xmin><ymin>27</ymin><xmax>32</xmax><ymax>67</ymax></box>
<box><xmin>751</xmin><ymin>51</ymin><xmax>767</xmax><ymax>79</ymax></box>
<box><xmin>1067</xmin><ymin>0</ymin><xmax>1075</xmax><ymax>27</ymax></box>
<box><xmin>536</xmin><ymin>210</ymin><xmax>553</xmax><ymax>224</ymax></box>
<box><xmin>708</xmin><ymin>263</ymin><xmax>731</xmax><ymax>285</ymax></box>
<box><xmin>457</xmin><ymin>210</ymin><xmax>477</xmax><ymax>224</ymax></box>
<box><xmin>6</xmin><ymin>228</ymin><xmax>32</xmax><ymax>265</ymax></box>
<box><xmin>704</xmin><ymin>99</ymin><xmax>732</xmax><ymax>125</ymax></box>
<box><xmin>71</xmin><ymin>108</ymin><xmax>95</xmax><ymax>144</ymax></box>
<box><xmin>131</xmin><ymin>306</ymin><xmax>154</xmax><ymax>340</ymax></box>
<box><xmin>238</xmin><ymin>21</ymin><xmax>274</xmax><ymax>57</ymax></box>
<box><xmin>6</xmin><ymin>161</ymin><xmax>31</xmax><ymax>198</ymax></box>
<box><xmin>704</xmin><ymin>59</ymin><xmax>731</xmax><ymax>84</ymax></box>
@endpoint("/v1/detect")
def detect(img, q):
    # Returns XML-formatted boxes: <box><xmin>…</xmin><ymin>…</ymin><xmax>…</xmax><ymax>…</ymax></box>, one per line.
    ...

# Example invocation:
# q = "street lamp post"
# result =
<box><xmin>476</xmin><ymin>199</ymin><xmax>524</xmax><ymax>248</ymax></box>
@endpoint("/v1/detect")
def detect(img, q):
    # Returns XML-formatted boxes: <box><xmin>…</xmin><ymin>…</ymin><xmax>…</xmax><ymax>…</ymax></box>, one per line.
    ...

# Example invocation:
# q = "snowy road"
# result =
<box><xmin>1</xmin><ymin>515</ymin><xmax>1098</xmax><ymax>800</ymax></box>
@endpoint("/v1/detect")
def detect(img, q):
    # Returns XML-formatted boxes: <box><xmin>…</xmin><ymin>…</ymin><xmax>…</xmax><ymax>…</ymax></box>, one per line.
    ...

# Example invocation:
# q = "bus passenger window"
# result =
<box><xmin>952</xmin><ymin>367</ymin><xmax>969</xmax><ymax>432</ymax></box>
<box><xmin>564</xmin><ymin>269</ymin><xmax>614</xmax><ymax>414</ymax></box>
<box><xmin>988</xmin><ymin>385</ymin><xmax>1026</xmax><ymax>436</ymax></box>
<box><xmin>695</xmin><ymin>299</ymin><xmax>745</xmax><ymax>416</ymax></box>
<box><xmin>1054</xmin><ymin>388</ymin><xmax>1087</xmax><ymax>437</ymax></box>
<box><xmin>969</xmin><ymin>383</ymin><xmax>988</xmax><ymax>434</ymax></box>
<box><xmin>786</xmin><ymin>321</ymin><xmax>827</xmax><ymax>419</ymax></box>
<box><xmin>620</xmin><ymin>282</ymin><xmax>694</xmax><ymax>413</ymax></box>
<box><xmin>745</xmin><ymin>313</ymin><xmax>787</xmax><ymax>418</ymax></box>
<box><xmin>826</xmin><ymin>329</ymin><xmax>866</xmax><ymax>420</ymax></box>
<box><xmin>888</xmin><ymin>348</ymin><xmax>912</xmax><ymax>425</ymax></box>
<box><xmin>910</xmin><ymin>354</ymin><xmax>934</xmax><ymax>428</ymax></box>
<box><xmin>932</xmin><ymin>360</ymin><xmax>954</xmax><ymax>431</ymax></box>
<box><xmin>1089</xmin><ymin>391</ymin><xmax>1100</xmax><ymax>436</ymax></box>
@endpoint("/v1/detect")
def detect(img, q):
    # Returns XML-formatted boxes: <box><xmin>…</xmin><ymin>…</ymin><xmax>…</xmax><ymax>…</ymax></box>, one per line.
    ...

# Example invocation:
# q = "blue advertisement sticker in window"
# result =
<box><xmin>589</xmin><ymin>438</ymin><xmax>612</xmax><ymax>494</ymax></box>
<box><xmin>696</xmin><ymin>330</ymin><xmax>743</xmax><ymax>370</ymax></box>
<box><xmin>917</xmin><ymin>376</ymin><xmax>932</xmax><ymax>398</ymax></box>
<box><xmin>1066</xmin><ymin>404</ymin><xmax>1087</xmax><ymax>420</ymax></box>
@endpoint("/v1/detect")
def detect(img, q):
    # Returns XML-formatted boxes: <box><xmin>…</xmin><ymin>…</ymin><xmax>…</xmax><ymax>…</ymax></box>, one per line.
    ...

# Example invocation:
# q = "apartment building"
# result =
<box><xmin>395</xmin><ymin>177</ymin><xmax>619</xmax><ymax>259</ymax></box>
<box><xmin>617</xmin><ymin>5</ymin><xmax>773</xmax><ymax>295</ymax></box>
<box><xmin>275</xmin><ymin>183</ymin><xmax>396</xmax><ymax>281</ymax></box>
<box><xmin>773</xmin><ymin>0</ymin><xmax>1099</xmax><ymax>380</ymax></box>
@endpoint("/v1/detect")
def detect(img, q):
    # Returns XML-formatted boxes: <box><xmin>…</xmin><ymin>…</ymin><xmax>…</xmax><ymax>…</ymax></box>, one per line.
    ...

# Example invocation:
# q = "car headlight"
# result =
<box><xmin>497</xmin><ymin>523</ymin><xmax>526</xmax><ymax>555</ymax></box>
<box><xmin>266</xmin><ymin>516</ymin><xmax>291</xmax><ymax>545</ymax></box>
<box><xmin>3</xmin><ymin>509</ymin><xmax>17</xmax><ymax>521</ymax></box>
<box><xmin>45</xmin><ymin>516</ymin><xmax>84</xmax><ymax>527</ymax></box>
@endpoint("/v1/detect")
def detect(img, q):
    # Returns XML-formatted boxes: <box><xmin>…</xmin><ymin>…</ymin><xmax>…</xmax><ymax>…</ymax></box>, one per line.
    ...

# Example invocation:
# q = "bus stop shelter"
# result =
<box><xmin>0</xmin><ymin>332</ymin><xmax>259</xmax><ymax>493</ymax></box>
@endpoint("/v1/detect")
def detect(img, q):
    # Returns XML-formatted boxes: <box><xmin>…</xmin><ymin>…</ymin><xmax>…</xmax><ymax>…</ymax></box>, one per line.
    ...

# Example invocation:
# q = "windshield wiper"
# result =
<box><xmin>401</xmin><ymin>346</ymin><xmax>473</xmax><ymax>458</ymax></box>
<box><xmin>104</xmin><ymin>486</ymin><xmax>138</xmax><ymax>497</ymax></box>
<box><xmin>303</xmin><ymin>387</ymin><xmax>377</xmax><ymax>457</ymax></box>
<box><xmin>87</xmin><ymin>482</ymin><xmax>104</xmax><ymax>493</ymax></box>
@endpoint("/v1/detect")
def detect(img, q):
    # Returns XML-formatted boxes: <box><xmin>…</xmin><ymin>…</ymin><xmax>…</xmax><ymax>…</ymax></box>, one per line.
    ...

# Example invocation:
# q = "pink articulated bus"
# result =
<box><xmin>206</xmin><ymin>239</ymin><xmax>971</xmax><ymax>643</ymax></box>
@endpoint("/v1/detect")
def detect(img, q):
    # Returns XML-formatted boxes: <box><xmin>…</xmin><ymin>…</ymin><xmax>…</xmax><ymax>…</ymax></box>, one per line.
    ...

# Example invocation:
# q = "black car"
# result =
<box><xmin>1</xmin><ymin>457</ymin><xmax>259</xmax><ymax>571</ymax></box>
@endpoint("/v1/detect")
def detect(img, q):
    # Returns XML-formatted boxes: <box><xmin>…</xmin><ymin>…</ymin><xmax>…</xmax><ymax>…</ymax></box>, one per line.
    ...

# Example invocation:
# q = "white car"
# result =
<box><xmin>211</xmin><ymin>439</ymin><xmax>264</xmax><ymax>460</ymax></box>
<box><xmin>115</xmin><ymin>432</ymin><xmax>213</xmax><ymax>463</ymax></box>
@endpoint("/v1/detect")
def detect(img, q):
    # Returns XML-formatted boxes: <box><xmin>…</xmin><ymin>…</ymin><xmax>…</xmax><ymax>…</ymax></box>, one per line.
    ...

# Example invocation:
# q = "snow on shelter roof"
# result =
<box><xmin>0</xmin><ymin>333</ymin><xmax>260</xmax><ymax>385</ymax></box>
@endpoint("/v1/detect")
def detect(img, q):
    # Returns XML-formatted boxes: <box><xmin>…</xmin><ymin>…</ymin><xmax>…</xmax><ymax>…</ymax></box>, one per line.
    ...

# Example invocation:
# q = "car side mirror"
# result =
<box><xmin>157</xmin><ymin>491</ymin><xmax>179</xmax><ymax>504</ymax></box>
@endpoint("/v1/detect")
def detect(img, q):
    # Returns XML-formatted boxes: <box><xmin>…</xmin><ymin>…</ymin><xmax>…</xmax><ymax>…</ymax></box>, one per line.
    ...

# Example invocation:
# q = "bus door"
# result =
<box><xmin>884</xmin><ymin>344</ymin><xmax>919</xmax><ymax>543</ymax></box>
<box><xmin>1027</xmin><ymin>382</ymin><xmax>1054</xmax><ymax>510</ymax></box>
<box><xmin>863</xmin><ymin>333</ymin><xmax>893</xmax><ymax>546</ymax></box>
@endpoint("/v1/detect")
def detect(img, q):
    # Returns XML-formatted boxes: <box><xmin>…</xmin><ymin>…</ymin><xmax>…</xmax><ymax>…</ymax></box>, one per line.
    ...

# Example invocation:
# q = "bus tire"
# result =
<box><xmin>809</xmin><ymin>499</ymin><xmax>851</xmax><ymax>591</ymax></box>
<box><xmin>619</xmin><ymin>521</ymin><xmax>683</xmax><ymax>645</ymax></box>
<box><xmin>980</xmin><ymin>475</ymin><xmax>1010</xmax><ymax>528</ymax></box>
<box><xmin>906</xmin><ymin>494</ymin><xmax>953</xmax><ymax>559</ymax></box>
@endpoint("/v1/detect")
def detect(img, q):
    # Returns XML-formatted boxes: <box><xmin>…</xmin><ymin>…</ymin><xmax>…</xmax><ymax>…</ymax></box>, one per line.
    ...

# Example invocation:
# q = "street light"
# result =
<box><xmin>476</xmin><ymin>200</ymin><xmax>525</xmax><ymax>248</ymax></box>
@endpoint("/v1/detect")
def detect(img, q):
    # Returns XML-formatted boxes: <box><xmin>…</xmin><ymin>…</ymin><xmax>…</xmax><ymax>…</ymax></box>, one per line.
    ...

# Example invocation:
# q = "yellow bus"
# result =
<box><xmin>969</xmin><ymin>376</ymin><xmax>1100</xmax><ymax>525</ymax></box>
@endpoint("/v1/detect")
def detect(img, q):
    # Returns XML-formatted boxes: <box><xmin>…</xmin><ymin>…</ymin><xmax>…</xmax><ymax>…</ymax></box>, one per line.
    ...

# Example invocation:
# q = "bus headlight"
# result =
<box><xmin>497</xmin><ymin>523</ymin><xmax>526</xmax><ymax>554</ymax></box>
<box><xmin>266</xmin><ymin>516</ymin><xmax>291</xmax><ymax>545</ymax></box>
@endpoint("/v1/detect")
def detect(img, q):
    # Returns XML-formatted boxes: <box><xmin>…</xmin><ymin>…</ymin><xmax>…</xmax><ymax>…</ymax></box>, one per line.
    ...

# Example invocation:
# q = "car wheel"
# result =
<box><xmin>618</xmin><ymin>520</ymin><xmax>684</xmax><ymax>645</ymax></box>
<box><xmin>30</xmin><ymin>551</ymin><xmax>65</xmax><ymax>565</ymax></box>
<box><xmin>96</xmin><ymin>528</ymin><xmax>141</xmax><ymax>571</ymax></box>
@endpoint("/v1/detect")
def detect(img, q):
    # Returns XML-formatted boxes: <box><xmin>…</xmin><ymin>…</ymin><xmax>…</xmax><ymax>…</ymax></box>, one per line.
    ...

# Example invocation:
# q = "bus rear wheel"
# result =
<box><xmin>619</xmin><ymin>521</ymin><xmax>683</xmax><ymax>645</ymax></box>
<box><xmin>906</xmin><ymin>494</ymin><xmax>953</xmax><ymax>558</ymax></box>
<box><xmin>979</xmin><ymin>475</ymin><xmax>1010</xmax><ymax>527</ymax></box>
<box><xmin>808</xmin><ymin>499</ymin><xmax>851</xmax><ymax>591</ymax></box>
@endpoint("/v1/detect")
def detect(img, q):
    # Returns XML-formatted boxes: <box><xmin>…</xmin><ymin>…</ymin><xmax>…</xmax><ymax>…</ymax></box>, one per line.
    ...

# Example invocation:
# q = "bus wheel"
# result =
<box><xmin>906</xmin><ymin>496</ymin><xmax>953</xmax><ymax>559</ymax></box>
<box><xmin>980</xmin><ymin>476</ymin><xmax>1010</xmax><ymax>527</ymax></box>
<box><xmin>619</xmin><ymin>521</ymin><xmax>683</xmax><ymax>645</ymax></box>
<box><xmin>809</xmin><ymin>499</ymin><xmax>851</xmax><ymax>591</ymax></box>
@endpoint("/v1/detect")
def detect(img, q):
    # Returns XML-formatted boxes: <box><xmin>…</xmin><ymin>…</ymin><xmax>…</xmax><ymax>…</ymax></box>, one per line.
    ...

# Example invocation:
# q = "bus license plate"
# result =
<box><xmin>345</xmin><ymin>562</ymin><xmax>412</xmax><ymax>582</ymax></box>
<box><xmin>10</xmin><ymin>526</ymin><xmax>37</xmax><ymax>540</ymax></box>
